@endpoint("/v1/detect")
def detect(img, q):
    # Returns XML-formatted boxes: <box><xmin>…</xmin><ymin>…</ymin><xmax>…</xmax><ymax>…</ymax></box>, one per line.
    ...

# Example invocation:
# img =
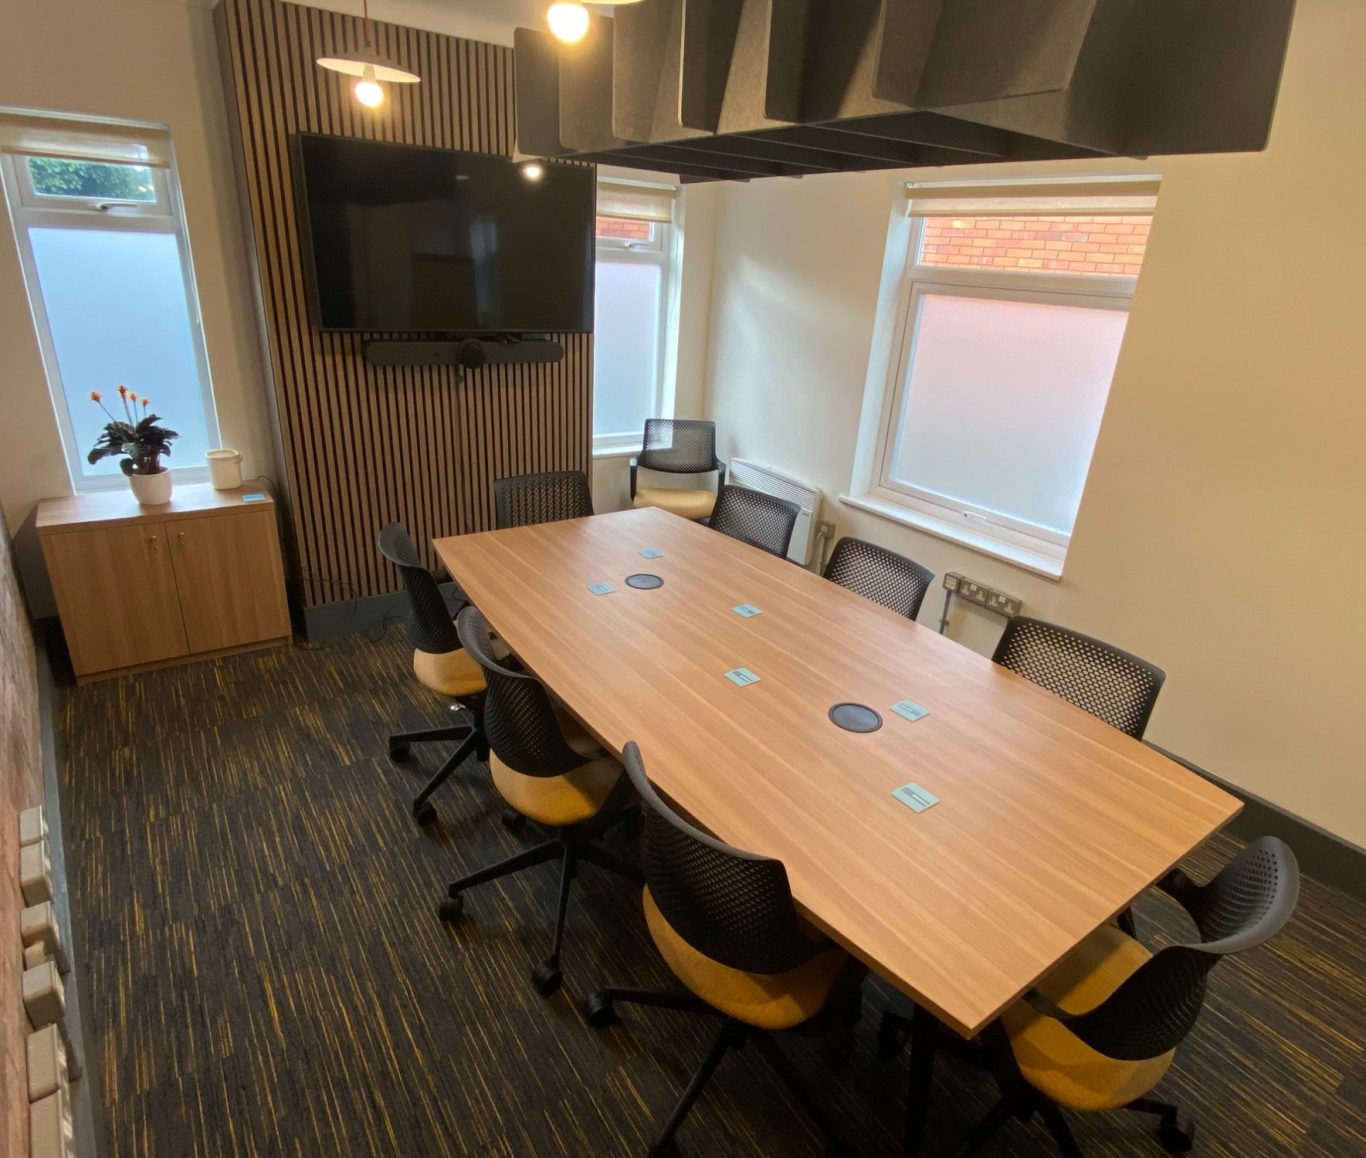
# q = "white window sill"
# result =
<box><xmin>839</xmin><ymin>493</ymin><xmax>1065</xmax><ymax>581</ymax></box>
<box><xmin>592</xmin><ymin>442</ymin><xmax>642</xmax><ymax>460</ymax></box>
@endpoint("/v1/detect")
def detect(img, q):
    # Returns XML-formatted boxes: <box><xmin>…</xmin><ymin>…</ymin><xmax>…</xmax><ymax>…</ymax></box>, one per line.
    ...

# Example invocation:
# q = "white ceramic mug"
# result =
<box><xmin>206</xmin><ymin>448</ymin><xmax>244</xmax><ymax>491</ymax></box>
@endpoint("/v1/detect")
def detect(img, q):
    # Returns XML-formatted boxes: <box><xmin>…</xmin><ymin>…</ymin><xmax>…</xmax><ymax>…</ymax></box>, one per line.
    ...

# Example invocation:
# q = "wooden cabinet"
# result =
<box><xmin>38</xmin><ymin>482</ymin><xmax>291</xmax><ymax>681</ymax></box>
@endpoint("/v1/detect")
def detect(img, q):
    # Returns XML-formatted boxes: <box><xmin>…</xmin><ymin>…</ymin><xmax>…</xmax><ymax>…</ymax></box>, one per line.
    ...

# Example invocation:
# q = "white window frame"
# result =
<box><xmin>591</xmin><ymin>192</ymin><xmax>681</xmax><ymax>456</ymax></box>
<box><xmin>847</xmin><ymin>202</ymin><xmax>1146</xmax><ymax>579</ymax></box>
<box><xmin>0</xmin><ymin>143</ymin><xmax>218</xmax><ymax>491</ymax></box>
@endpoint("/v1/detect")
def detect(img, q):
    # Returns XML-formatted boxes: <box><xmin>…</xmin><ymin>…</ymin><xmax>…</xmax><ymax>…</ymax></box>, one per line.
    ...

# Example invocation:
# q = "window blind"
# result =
<box><xmin>0</xmin><ymin>113</ymin><xmax>172</xmax><ymax>168</ymax></box>
<box><xmin>904</xmin><ymin>176</ymin><xmax>1160</xmax><ymax>218</ymax></box>
<box><xmin>596</xmin><ymin>179</ymin><xmax>677</xmax><ymax>223</ymax></box>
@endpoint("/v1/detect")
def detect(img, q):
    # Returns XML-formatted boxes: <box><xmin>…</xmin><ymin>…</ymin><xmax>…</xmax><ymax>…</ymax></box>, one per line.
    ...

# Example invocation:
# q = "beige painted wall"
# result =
<box><xmin>703</xmin><ymin>0</ymin><xmax>1366</xmax><ymax>845</ymax></box>
<box><xmin>1</xmin><ymin>0</ymin><xmax>277</xmax><ymax>613</ymax></box>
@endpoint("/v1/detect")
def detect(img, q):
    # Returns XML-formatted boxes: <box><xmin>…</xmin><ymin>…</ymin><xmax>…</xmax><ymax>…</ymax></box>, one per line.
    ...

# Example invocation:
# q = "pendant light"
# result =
<box><xmin>547</xmin><ymin>0</ymin><xmax>645</xmax><ymax>46</ymax></box>
<box><xmin>316</xmin><ymin>0</ymin><xmax>420</xmax><ymax>108</ymax></box>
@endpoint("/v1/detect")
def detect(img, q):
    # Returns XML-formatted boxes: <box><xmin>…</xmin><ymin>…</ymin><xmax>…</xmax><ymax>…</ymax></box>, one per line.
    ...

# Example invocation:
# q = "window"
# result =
<box><xmin>0</xmin><ymin>112</ymin><xmax>217</xmax><ymax>490</ymax></box>
<box><xmin>593</xmin><ymin>179</ymin><xmax>678</xmax><ymax>452</ymax></box>
<box><xmin>850</xmin><ymin>177</ymin><xmax>1158</xmax><ymax>577</ymax></box>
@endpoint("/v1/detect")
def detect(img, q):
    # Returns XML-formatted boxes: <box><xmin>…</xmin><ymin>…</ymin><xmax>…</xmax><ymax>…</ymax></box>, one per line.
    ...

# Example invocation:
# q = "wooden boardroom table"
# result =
<box><xmin>434</xmin><ymin>507</ymin><xmax>1240</xmax><ymax>1039</ymax></box>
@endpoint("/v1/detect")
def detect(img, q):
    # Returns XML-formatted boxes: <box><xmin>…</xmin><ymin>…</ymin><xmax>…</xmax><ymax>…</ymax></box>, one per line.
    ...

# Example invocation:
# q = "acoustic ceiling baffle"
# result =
<box><xmin>513</xmin><ymin>0</ymin><xmax>1297</xmax><ymax>182</ymax></box>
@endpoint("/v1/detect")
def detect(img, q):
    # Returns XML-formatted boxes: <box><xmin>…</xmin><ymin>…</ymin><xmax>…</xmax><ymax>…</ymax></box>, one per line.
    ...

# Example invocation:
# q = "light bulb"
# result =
<box><xmin>354</xmin><ymin>65</ymin><xmax>384</xmax><ymax>108</ymax></box>
<box><xmin>522</xmin><ymin>162</ymin><xmax>545</xmax><ymax>182</ymax></box>
<box><xmin>547</xmin><ymin>2</ymin><xmax>590</xmax><ymax>44</ymax></box>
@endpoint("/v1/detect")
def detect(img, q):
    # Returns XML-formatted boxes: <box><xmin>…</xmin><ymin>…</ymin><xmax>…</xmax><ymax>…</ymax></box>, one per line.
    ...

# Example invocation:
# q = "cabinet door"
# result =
<box><xmin>170</xmin><ymin>511</ymin><xmax>290</xmax><ymax>653</ymax></box>
<box><xmin>42</xmin><ymin>523</ymin><xmax>188</xmax><ymax>676</ymax></box>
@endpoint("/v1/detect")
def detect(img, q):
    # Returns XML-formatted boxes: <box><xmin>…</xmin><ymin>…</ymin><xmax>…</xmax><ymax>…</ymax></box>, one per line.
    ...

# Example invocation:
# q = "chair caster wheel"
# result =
<box><xmin>876</xmin><ymin>1019</ymin><xmax>907</xmax><ymax>1059</ymax></box>
<box><xmin>412</xmin><ymin>801</ymin><xmax>437</xmax><ymax>827</ymax></box>
<box><xmin>1159</xmin><ymin>1118</ymin><xmax>1196</xmax><ymax>1153</ymax></box>
<box><xmin>438</xmin><ymin>894</ymin><xmax>464</xmax><ymax>923</ymax></box>
<box><xmin>649</xmin><ymin>1140</ymin><xmax>680</xmax><ymax>1158</ymax></box>
<box><xmin>389</xmin><ymin>742</ymin><xmax>411</xmax><ymax>762</ymax></box>
<box><xmin>532</xmin><ymin>961</ymin><xmax>563</xmax><ymax>997</ymax></box>
<box><xmin>583</xmin><ymin>992</ymin><xmax>617</xmax><ymax>1029</ymax></box>
<box><xmin>501</xmin><ymin>809</ymin><xmax>527</xmax><ymax>831</ymax></box>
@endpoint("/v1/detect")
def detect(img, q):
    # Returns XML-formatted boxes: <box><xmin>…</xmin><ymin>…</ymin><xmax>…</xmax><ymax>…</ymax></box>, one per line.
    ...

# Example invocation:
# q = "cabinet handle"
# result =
<box><xmin>149</xmin><ymin>535</ymin><xmax>159</xmax><ymax>551</ymax></box>
<box><xmin>176</xmin><ymin>531</ymin><xmax>186</xmax><ymax>545</ymax></box>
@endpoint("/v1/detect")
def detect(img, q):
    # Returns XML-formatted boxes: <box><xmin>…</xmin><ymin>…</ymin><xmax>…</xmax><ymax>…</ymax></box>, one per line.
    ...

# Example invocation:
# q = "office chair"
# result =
<box><xmin>993</xmin><ymin>616</ymin><xmax>1166</xmax><ymax>741</ymax></box>
<box><xmin>993</xmin><ymin>615</ymin><xmax>1166</xmax><ymax>938</ymax></box>
<box><xmin>493</xmin><ymin>469</ymin><xmax>594</xmax><ymax>529</ymax></box>
<box><xmin>583</xmin><ymin>742</ymin><xmax>865</xmax><ymax>1156</ymax></box>
<box><xmin>708</xmin><ymin>483</ymin><xmax>800</xmax><ymax>559</ymax></box>
<box><xmin>442</xmin><ymin>605</ymin><xmax>641</xmax><ymax>996</ymax></box>
<box><xmin>823</xmin><ymin>536</ymin><xmax>935</xmax><ymax>620</ymax></box>
<box><xmin>378</xmin><ymin>522</ymin><xmax>488</xmax><ymax>827</ymax></box>
<box><xmin>891</xmin><ymin>836</ymin><xmax>1299</xmax><ymax>1157</ymax></box>
<box><xmin>630</xmin><ymin>418</ymin><xmax>726</xmax><ymax>521</ymax></box>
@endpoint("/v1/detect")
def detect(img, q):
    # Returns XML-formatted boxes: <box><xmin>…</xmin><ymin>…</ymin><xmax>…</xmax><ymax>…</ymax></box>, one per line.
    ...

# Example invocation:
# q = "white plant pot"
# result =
<box><xmin>129</xmin><ymin>469</ymin><xmax>173</xmax><ymax>506</ymax></box>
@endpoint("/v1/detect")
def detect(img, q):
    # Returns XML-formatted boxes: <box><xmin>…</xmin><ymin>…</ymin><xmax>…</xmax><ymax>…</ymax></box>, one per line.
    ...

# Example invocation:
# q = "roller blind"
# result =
<box><xmin>596</xmin><ymin>179</ymin><xmax>677</xmax><ymax>223</ymax></box>
<box><xmin>905</xmin><ymin>176</ymin><xmax>1160</xmax><ymax>218</ymax></box>
<box><xmin>0</xmin><ymin>113</ymin><xmax>172</xmax><ymax>167</ymax></box>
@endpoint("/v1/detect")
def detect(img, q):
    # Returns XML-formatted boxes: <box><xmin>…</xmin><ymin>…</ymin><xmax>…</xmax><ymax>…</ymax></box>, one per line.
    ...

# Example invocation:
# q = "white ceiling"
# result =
<box><xmin>284</xmin><ymin>0</ymin><xmax>548</xmax><ymax>47</ymax></box>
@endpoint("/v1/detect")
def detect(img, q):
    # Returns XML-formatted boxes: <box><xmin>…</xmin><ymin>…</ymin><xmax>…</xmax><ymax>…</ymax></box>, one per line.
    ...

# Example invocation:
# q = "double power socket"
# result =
<box><xmin>943</xmin><ymin>572</ymin><xmax>1023</xmax><ymax>618</ymax></box>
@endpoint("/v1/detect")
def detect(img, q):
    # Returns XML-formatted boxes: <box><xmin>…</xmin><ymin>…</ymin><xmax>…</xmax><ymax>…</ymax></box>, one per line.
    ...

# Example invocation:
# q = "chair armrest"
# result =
<box><xmin>714</xmin><ymin>457</ymin><xmax>726</xmax><ymax>488</ymax></box>
<box><xmin>629</xmin><ymin>457</ymin><xmax>639</xmax><ymax>500</ymax></box>
<box><xmin>1156</xmin><ymin>866</ymin><xmax>1204</xmax><ymax>919</ymax></box>
<box><xmin>1023</xmin><ymin>988</ymin><xmax>1076</xmax><ymax>1023</ymax></box>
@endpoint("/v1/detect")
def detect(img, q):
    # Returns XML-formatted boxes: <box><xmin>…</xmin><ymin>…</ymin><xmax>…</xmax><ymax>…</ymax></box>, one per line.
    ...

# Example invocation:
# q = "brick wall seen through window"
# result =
<box><xmin>596</xmin><ymin>215</ymin><xmax>655</xmax><ymax>242</ymax></box>
<box><xmin>919</xmin><ymin>215</ymin><xmax>1151</xmax><ymax>277</ymax></box>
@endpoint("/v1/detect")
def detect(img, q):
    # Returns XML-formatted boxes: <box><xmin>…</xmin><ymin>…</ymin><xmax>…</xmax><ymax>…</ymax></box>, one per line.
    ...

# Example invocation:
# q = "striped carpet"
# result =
<box><xmin>55</xmin><ymin>629</ymin><xmax>1366</xmax><ymax>1157</ymax></box>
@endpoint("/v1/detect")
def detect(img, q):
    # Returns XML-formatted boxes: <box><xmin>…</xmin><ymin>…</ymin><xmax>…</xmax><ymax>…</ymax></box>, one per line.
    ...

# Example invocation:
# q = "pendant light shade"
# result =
<box><xmin>316</xmin><ymin>0</ymin><xmax>419</xmax><ymax>106</ymax></box>
<box><xmin>315</xmin><ymin>50</ymin><xmax>420</xmax><ymax>86</ymax></box>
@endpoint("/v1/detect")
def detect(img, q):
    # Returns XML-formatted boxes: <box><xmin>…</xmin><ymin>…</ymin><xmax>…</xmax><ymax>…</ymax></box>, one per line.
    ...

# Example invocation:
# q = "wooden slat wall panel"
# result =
<box><xmin>216</xmin><ymin>0</ymin><xmax>592</xmax><ymax>607</ymax></box>
<box><xmin>0</xmin><ymin>527</ymin><xmax>41</xmax><ymax>1158</ymax></box>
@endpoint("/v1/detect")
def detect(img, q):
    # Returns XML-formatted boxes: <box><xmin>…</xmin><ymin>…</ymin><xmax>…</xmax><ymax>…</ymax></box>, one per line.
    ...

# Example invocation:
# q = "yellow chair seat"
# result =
<box><xmin>489</xmin><ymin>751</ymin><xmax>624</xmax><ymax>827</ymax></box>
<box><xmin>633</xmin><ymin>487</ymin><xmax>717</xmax><ymax>521</ymax></box>
<box><xmin>1001</xmin><ymin>924</ymin><xmax>1174</xmax><ymax>1113</ymax></box>
<box><xmin>642</xmin><ymin>888</ymin><xmax>847</xmax><ymax>1031</ymax></box>
<box><xmin>412</xmin><ymin>647</ymin><xmax>486</xmax><ymax>698</ymax></box>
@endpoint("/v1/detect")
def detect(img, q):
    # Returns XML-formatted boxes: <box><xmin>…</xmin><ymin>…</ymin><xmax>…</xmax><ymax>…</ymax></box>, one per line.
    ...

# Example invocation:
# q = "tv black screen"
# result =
<box><xmin>293</xmin><ymin>134</ymin><xmax>595</xmax><ymax>333</ymax></box>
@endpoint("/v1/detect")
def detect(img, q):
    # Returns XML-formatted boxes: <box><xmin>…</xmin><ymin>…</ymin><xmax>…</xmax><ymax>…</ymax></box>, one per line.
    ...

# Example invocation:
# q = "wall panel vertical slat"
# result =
<box><xmin>217</xmin><ymin>0</ymin><xmax>591</xmax><ymax>604</ymax></box>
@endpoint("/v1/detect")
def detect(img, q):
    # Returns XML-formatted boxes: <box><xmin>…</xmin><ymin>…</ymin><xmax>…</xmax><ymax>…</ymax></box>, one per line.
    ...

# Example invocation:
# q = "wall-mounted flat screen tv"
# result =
<box><xmin>293</xmin><ymin>134</ymin><xmax>594</xmax><ymax>334</ymax></box>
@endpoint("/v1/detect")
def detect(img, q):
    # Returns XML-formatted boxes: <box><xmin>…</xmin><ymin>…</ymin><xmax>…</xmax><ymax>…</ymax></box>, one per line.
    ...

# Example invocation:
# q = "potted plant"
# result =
<box><xmin>88</xmin><ymin>385</ymin><xmax>180</xmax><ymax>505</ymax></box>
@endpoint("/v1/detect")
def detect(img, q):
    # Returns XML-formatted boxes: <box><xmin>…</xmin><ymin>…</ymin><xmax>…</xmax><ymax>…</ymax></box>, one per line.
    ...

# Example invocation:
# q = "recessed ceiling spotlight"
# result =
<box><xmin>547</xmin><ymin>3</ymin><xmax>591</xmax><ymax>44</ymax></box>
<box><xmin>522</xmin><ymin>162</ymin><xmax>546</xmax><ymax>182</ymax></box>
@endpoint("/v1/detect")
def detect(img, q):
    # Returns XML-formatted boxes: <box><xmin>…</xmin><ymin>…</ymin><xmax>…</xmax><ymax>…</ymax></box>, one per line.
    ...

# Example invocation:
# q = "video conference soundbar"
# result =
<box><xmin>363</xmin><ymin>338</ymin><xmax>565</xmax><ymax>369</ymax></box>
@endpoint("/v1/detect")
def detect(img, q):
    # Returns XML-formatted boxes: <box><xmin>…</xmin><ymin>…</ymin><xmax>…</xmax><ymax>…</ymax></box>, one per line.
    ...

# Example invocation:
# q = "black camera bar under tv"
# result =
<box><xmin>363</xmin><ymin>337</ymin><xmax>565</xmax><ymax>371</ymax></box>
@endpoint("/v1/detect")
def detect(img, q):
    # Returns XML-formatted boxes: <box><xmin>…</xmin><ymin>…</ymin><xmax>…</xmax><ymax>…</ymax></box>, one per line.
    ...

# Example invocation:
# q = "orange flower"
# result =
<box><xmin>128</xmin><ymin>392</ymin><xmax>138</xmax><ymax>402</ymax></box>
<box><xmin>141</xmin><ymin>398</ymin><xmax>150</xmax><ymax>408</ymax></box>
<box><xmin>90</xmin><ymin>390</ymin><xmax>102</xmax><ymax>402</ymax></box>
<box><xmin>117</xmin><ymin>384</ymin><xmax>128</xmax><ymax>396</ymax></box>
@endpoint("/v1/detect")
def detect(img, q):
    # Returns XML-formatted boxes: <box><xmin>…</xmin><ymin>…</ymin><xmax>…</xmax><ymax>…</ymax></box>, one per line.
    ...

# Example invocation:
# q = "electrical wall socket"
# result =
<box><xmin>943</xmin><ymin>572</ymin><xmax>1023</xmax><ymax>618</ymax></box>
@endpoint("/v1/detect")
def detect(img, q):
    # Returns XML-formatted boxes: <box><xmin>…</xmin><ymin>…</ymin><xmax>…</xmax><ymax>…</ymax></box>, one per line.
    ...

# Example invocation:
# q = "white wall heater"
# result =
<box><xmin>727</xmin><ymin>458</ymin><xmax>824</xmax><ymax>567</ymax></box>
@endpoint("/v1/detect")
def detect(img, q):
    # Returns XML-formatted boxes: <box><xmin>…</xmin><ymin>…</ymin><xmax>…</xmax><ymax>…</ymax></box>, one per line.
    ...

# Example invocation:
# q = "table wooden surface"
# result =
<box><xmin>434</xmin><ymin>508</ymin><xmax>1240</xmax><ymax>1037</ymax></box>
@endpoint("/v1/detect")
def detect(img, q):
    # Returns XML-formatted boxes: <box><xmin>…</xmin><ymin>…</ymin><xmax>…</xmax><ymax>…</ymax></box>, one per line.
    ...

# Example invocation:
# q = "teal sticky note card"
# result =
<box><xmin>587</xmin><ymin>582</ymin><xmax>615</xmax><ymax>596</ymax></box>
<box><xmin>640</xmin><ymin>548</ymin><xmax>664</xmax><ymax>559</ymax></box>
<box><xmin>890</xmin><ymin>699</ymin><xmax>929</xmax><ymax>722</ymax></box>
<box><xmin>732</xmin><ymin>603</ymin><xmax>762</xmax><ymax>618</ymax></box>
<box><xmin>241</xmin><ymin>492</ymin><xmax>267</xmax><ymax>503</ymax></box>
<box><xmin>892</xmin><ymin>783</ymin><xmax>939</xmax><ymax>813</ymax></box>
<box><xmin>725</xmin><ymin>667</ymin><xmax>761</xmax><ymax>686</ymax></box>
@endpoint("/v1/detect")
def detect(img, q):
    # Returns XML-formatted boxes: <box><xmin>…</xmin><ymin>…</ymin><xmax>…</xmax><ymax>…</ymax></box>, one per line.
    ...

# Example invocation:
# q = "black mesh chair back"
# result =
<box><xmin>622</xmin><ymin>741</ymin><xmax>824</xmax><ymax>975</ymax></box>
<box><xmin>823</xmin><ymin>536</ymin><xmax>934</xmax><ymax>620</ymax></box>
<box><xmin>1041</xmin><ymin>836</ymin><xmax>1299</xmax><ymax>1061</ymax></box>
<box><xmin>992</xmin><ymin>616</ymin><xmax>1166</xmax><ymax>739</ymax></box>
<box><xmin>708</xmin><ymin>484</ymin><xmax>800</xmax><ymax>559</ymax></box>
<box><xmin>638</xmin><ymin>419</ymin><xmax>719</xmax><ymax>475</ymax></box>
<box><xmin>456</xmin><ymin>605</ymin><xmax>584</xmax><ymax>778</ymax></box>
<box><xmin>493</xmin><ymin>470</ymin><xmax>594</xmax><ymax>530</ymax></box>
<box><xmin>378</xmin><ymin>522</ymin><xmax>462</xmax><ymax>653</ymax></box>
